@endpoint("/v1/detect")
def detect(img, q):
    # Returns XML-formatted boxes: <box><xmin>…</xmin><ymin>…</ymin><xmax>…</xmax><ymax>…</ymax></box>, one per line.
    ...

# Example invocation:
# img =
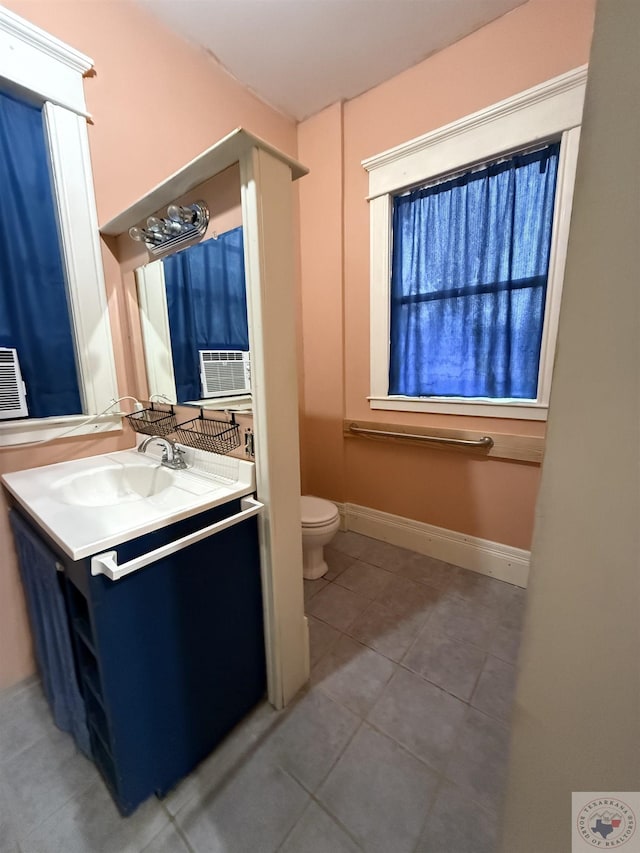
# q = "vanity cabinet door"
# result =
<box><xmin>69</xmin><ymin>500</ymin><xmax>266</xmax><ymax>815</ymax></box>
<box><xmin>10</xmin><ymin>500</ymin><xmax>265</xmax><ymax>816</ymax></box>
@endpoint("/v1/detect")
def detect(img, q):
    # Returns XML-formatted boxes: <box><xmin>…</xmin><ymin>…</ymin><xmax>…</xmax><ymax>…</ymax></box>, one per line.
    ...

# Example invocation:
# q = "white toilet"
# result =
<box><xmin>301</xmin><ymin>495</ymin><xmax>340</xmax><ymax>580</ymax></box>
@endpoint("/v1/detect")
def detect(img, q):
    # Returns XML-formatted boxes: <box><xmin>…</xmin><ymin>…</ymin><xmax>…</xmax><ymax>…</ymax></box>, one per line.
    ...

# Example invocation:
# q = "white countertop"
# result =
<box><xmin>2</xmin><ymin>446</ymin><xmax>255</xmax><ymax>560</ymax></box>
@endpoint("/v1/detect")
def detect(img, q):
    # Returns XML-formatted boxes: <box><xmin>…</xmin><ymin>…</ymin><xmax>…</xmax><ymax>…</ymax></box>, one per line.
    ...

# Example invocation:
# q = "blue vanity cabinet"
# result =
<box><xmin>11</xmin><ymin>500</ymin><xmax>266</xmax><ymax>816</ymax></box>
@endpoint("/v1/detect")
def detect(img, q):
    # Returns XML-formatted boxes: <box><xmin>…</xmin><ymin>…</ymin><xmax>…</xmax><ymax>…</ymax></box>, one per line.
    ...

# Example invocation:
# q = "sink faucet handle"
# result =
<box><xmin>138</xmin><ymin>435</ymin><xmax>187</xmax><ymax>468</ymax></box>
<box><xmin>162</xmin><ymin>441</ymin><xmax>188</xmax><ymax>469</ymax></box>
<box><xmin>165</xmin><ymin>442</ymin><xmax>181</xmax><ymax>459</ymax></box>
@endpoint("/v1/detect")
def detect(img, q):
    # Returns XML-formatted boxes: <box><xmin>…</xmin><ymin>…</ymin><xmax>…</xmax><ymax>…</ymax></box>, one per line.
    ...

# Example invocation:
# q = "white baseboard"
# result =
<box><xmin>334</xmin><ymin>501</ymin><xmax>348</xmax><ymax>531</ymax></box>
<box><xmin>338</xmin><ymin>502</ymin><xmax>529</xmax><ymax>588</ymax></box>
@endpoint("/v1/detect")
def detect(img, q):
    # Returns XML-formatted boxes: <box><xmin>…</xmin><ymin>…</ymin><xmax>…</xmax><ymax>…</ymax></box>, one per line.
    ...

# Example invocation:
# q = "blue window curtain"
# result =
<box><xmin>389</xmin><ymin>143</ymin><xmax>560</xmax><ymax>399</ymax></box>
<box><xmin>0</xmin><ymin>90</ymin><xmax>82</xmax><ymax>417</ymax></box>
<box><xmin>163</xmin><ymin>227</ymin><xmax>249</xmax><ymax>403</ymax></box>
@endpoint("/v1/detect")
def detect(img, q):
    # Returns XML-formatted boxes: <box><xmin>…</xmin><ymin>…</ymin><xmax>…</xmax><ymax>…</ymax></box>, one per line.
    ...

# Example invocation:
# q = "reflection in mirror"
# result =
<box><xmin>135</xmin><ymin>227</ymin><xmax>251</xmax><ymax>409</ymax></box>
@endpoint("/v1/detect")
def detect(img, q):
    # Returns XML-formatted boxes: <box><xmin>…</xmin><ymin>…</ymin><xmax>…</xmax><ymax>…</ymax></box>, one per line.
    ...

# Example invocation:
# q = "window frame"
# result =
<box><xmin>0</xmin><ymin>7</ymin><xmax>119</xmax><ymax>445</ymax></box>
<box><xmin>364</xmin><ymin>66</ymin><xmax>587</xmax><ymax>421</ymax></box>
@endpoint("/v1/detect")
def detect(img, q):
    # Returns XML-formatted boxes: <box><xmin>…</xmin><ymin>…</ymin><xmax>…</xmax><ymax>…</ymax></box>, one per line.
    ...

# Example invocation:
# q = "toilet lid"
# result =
<box><xmin>301</xmin><ymin>495</ymin><xmax>338</xmax><ymax>527</ymax></box>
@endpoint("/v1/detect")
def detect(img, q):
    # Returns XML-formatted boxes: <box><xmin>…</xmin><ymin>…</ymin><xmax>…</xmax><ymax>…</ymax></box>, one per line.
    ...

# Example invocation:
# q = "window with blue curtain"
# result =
<box><xmin>389</xmin><ymin>143</ymin><xmax>560</xmax><ymax>399</ymax></box>
<box><xmin>163</xmin><ymin>227</ymin><xmax>249</xmax><ymax>403</ymax></box>
<box><xmin>0</xmin><ymin>90</ymin><xmax>82</xmax><ymax>418</ymax></box>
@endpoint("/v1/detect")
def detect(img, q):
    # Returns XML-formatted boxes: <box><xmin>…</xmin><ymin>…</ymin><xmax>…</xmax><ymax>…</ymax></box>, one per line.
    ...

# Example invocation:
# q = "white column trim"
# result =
<box><xmin>535</xmin><ymin>126</ymin><xmax>581</xmax><ymax>407</ymax></box>
<box><xmin>0</xmin><ymin>6</ymin><xmax>92</xmax><ymax>116</ymax></box>
<box><xmin>369</xmin><ymin>194</ymin><xmax>392</xmax><ymax>399</ymax></box>
<box><xmin>43</xmin><ymin>102</ymin><xmax>118</xmax><ymax>414</ymax></box>
<box><xmin>240</xmin><ymin>146</ymin><xmax>308</xmax><ymax>709</ymax></box>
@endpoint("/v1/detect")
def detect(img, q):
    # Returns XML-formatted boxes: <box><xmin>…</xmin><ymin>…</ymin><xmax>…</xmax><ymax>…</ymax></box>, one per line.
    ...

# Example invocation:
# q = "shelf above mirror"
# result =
<box><xmin>100</xmin><ymin>127</ymin><xmax>307</xmax><ymax>237</ymax></box>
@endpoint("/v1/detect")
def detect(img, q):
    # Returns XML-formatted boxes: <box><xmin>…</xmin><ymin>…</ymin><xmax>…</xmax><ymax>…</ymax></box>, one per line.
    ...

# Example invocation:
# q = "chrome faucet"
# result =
<box><xmin>138</xmin><ymin>436</ymin><xmax>188</xmax><ymax>470</ymax></box>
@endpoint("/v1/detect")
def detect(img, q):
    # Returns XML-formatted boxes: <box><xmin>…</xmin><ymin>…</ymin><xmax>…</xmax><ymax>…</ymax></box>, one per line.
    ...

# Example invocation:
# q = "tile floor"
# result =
<box><xmin>0</xmin><ymin>530</ymin><xmax>524</xmax><ymax>853</ymax></box>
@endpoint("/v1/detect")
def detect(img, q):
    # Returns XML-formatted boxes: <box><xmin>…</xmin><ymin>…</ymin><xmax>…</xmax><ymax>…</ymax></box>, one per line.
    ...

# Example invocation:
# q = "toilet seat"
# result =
<box><xmin>301</xmin><ymin>495</ymin><xmax>338</xmax><ymax>528</ymax></box>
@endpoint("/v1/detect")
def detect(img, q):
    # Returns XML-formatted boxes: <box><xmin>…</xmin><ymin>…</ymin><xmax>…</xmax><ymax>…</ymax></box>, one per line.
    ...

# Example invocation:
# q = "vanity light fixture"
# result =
<box><xmin>128</xmin><ymin>201</ymin><xmax>210</xmax><ymax>257</ymax></box>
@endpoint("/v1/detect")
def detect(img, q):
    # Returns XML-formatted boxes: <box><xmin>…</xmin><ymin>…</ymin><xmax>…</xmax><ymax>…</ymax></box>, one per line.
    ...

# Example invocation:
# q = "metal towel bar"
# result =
<box><xmin>348</xmin><ymin>423</ymin><xmax>494</xmax><ymax>450</ymax></box>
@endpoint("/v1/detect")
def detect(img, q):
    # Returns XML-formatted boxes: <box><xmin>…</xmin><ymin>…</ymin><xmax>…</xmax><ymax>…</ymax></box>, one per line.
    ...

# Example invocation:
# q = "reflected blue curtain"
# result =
<box><xmin>389</xmin><ymin>143</ymin><xmax>560</xmax><ymax>399</ymax></box>
<box><xmin>0</xmin><ymin>90</ymin><xmax>81</xmax><ymax>417</ymax></box>
<box><xmin>163</xmin><ymin>227</ymin><xmax>249</xmax><ymax>402</ymax></box>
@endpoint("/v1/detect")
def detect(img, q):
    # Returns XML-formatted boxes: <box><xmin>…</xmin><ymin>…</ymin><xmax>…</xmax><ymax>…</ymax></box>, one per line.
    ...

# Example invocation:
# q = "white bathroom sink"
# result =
<box><xmin>52</xmin><ymin>462</ymin><xmax>175</xmax><ymax>507</ymax></box>
<box><xmin>1</xmin><ymin>447</ymin><xmax>256</xmax><ymax>559</ymax></box>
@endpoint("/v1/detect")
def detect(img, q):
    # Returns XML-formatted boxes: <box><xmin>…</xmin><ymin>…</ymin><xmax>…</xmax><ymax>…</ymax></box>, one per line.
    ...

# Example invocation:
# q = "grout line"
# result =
<box><xmin>308</xmin><ymin>583</ymin><xmax>515</xmax><ymax>789</ymax></box>
<box><xmin>361</xmin><ymin>714</ymin><xmax>449</xmax><ymax>779</ymax></box>
<box><xmin>309</xmin><ymin>620</ymin><xmax>461</xmax><ymax>781</ymax></box>
<box><xmin>309</xmin><ymin>799</ymin><xmax>366</xmax><ymax>851</ymax></box>
<box><xmin>153</xmin><ymin>804</ymin><xmax>197</xmax><ymax>853</ymax></box>
<box><xmin>274</xmin><ymin>715</ymin><xmax>369</xmax><ymax>845</ymax></box>
<box><xmin>467</xmin><ymin>649</ymin><xmax>491</xmax><ymax>708</ymax></box>
<box><xmin>273</xmin><ymin>800</ymin><xmax>309</xmax><ymax>852</ymax></box>
<box><xmin>305</xmin><ymin>793</ymin><xmax>366</xmax><ymax>851</ymax></box>
<box><xmin>275</xmin><ymin>786</ymin><xmax>366</xmax><ymax>852</ymax></box>
<box><xmin>309</xmin><ymin>572</ymin><xmax>520</xmax><ymax>727</ymax></box>
<box><xmin>408</xmin><ymin>771</ymin><xmax>450</xmax><ymax>853</ymax></box>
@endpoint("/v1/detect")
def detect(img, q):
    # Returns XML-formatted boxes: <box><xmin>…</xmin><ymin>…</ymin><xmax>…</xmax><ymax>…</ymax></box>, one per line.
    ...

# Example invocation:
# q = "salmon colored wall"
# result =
<box><xmin>0</xmin><ymin>0</ymin><xmax>296</xmax><ymax>689</ymax></box>
<box><xmin>298</xmin><ymin>0</ymin><xmax>596</xmax><ymax>549</ymax></box>
<box><xmin>297</xmin><ymin>103</ymin><xmax>346</xmax><ymax>498</ymax></box>
<box><xmin>5</xmin><ymin>0</ymin><xmax>296</xmax><ymax>227</ymax></box>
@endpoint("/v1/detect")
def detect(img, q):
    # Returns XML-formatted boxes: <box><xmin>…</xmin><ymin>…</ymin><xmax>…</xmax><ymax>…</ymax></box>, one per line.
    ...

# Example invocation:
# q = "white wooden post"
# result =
<box><xmin>240</xmin><ymin>146</ymin><xmax>309</xmax><ymax>708</ymax></box>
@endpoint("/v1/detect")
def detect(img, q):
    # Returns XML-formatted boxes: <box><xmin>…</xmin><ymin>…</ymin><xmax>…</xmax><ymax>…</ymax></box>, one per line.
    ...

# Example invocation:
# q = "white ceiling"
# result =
<box><xmin>140</xmin><ymin>0</ymin><xmax>526</xmax><ymax>122</ymax></box>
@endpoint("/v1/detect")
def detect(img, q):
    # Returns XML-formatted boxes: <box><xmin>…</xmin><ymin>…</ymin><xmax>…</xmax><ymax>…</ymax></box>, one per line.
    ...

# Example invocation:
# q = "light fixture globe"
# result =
<box><xmin>128</xmin><ymin>201</ymin><xmax>209</xmax><ymax>257</ymax></box>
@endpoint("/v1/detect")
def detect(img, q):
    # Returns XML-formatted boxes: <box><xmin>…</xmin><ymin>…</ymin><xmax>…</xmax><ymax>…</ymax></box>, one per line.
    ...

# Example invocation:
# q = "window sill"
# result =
<box><xmin>0</xmin><ymin>414</ymin><xmax>123</xmax><ymax>448</ymax></box>
<box><xmin>368</xmin><ymin>396</ymin><xmax>548</xmax><ymax>421</ymax></box>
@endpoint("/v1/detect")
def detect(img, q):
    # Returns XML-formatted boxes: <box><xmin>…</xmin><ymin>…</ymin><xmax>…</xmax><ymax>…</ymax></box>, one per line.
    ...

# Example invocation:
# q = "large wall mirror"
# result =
<box><xmin>135</xmin><ymin>227</ymin><xmax>252</xmax><ymax>410</ymax></box>
<box><xmin>120</xmin><ymin>164</ymin><xmax>252</xmax><ymax>412</ymax></box>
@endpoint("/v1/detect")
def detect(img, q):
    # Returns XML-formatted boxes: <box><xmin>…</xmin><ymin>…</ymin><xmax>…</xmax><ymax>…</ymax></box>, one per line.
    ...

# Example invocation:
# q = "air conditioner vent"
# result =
<box><xmin>0</xmin><ymin>348</ymin><xmax>28</xmax><ymax>419</ymax></box>
<box><xmin>199</xmin><ymin>350</ymin><xmax>251</xmax><ymax>398</ymax></box>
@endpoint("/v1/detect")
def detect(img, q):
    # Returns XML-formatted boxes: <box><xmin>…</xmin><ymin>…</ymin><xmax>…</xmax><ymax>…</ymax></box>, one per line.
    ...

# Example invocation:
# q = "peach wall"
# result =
<box><xmin>5</xmin><ymin>0</ymin><xmax>297</xmax><ymax>227</ymax></box>
<box><xmin>298</xmin><ymin>0</ymin><xmax>595</xmax><ymax>549</ymax></box>
<box><xmin>297</xmin><ymin>103</ymin><xmax>346</xmax><ymax>498</ymax></box>
<box><xmin>1</xmin><ymin>0</ymin><xmax>296</xmax><ymax>689</ymax></box>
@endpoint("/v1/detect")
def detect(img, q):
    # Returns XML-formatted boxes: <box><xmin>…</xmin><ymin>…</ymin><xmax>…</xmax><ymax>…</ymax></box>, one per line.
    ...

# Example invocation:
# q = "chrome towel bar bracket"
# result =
<box><xmin>348</xmin><ymin>423</ymin><xmax>494</xmax><ymax>450</ymax></box>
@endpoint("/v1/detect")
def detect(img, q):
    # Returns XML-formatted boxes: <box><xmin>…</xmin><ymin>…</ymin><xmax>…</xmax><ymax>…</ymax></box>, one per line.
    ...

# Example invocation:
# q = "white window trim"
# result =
<box><xmin>0</xmin><ymin>7</ymin><xmax>119</xmax><ymax>446</ymax></box>
<box><xmin>364</xmin><ymin>66</ymin><xmax>587</xmax><ymax>421</ymax></box>
<box><xmin>135</xmin><ymin>261</ymin><xmax>179</xmax><ymax>404</ymax></box>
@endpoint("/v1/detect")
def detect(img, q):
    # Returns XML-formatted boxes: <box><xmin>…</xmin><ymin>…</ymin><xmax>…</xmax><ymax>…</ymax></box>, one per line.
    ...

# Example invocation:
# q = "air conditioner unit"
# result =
<box><xmin>0</xmin><ymin>348</ymin><xmax>28</xmax><ymax>419</ymax></box>
<box><xmin>199</xmin><ymin>350</ymin><xmax>251</xmax><ymax>398</ymax></box>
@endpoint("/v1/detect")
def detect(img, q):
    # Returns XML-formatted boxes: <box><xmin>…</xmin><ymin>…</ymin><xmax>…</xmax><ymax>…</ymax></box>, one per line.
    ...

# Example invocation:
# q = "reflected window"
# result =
<box><xmin>136</xmin><ymin>228</ymin><xmax>249</xmax><ymax>404</ymax></box>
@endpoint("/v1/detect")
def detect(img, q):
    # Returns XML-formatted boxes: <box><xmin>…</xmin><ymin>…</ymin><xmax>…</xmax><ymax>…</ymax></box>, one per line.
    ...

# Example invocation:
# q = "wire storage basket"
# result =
<box><xmin>173</xmin><ymin>413</ymin><xmax>241</xmax><ymax>455</ymax></box>
<box><xmin>126</xmin><ymin>403</ymin><xmax>178</xmax><ymax>438</ymax></box>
